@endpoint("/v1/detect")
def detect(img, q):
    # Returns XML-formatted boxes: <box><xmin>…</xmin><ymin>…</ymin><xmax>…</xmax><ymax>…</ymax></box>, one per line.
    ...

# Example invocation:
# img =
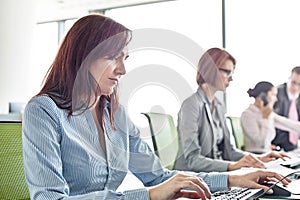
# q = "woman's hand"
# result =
<box><xmin>258</xmin><ymin>151</ymin><xmax>290</xmax><ymax>162</ymax></box>
<box><xmin>228</xmin><ymin>170</ymin><xmax>291</xmax><ymax>194</ymax></box>
<box><xmin>259</xmin><ymin>101</ymin><xmax>273</xmax><ymax>119</ymax></box>
<box><xmin>228</xmin><ymin>154</ymin><xmax>266</xmax><ymax>171</ymax></box>
<box><xmin>148</xmin><ymin>173</ymin><xmax>211</xmax><ymax>200</ymax></box>
<box><xmin>228</xmin><ymin>151</ymin><xmax>290</xmax><ymax>171</ymax></box>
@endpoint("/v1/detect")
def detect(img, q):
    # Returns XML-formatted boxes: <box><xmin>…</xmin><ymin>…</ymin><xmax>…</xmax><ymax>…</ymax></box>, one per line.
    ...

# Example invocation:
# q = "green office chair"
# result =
<box><xmin>0</xmin><ymin>122</ymin><xmax>30</xmax><ymax>199</ymax></box>
<box><xmin>142</xmin><ymin>112</ymin><xmax>179</xmax><ymax>170</ymax></box>
<box><xmin>226</xmin><ymin>116</ymin><xmax>245</xmax><ymax>150</ymax></box>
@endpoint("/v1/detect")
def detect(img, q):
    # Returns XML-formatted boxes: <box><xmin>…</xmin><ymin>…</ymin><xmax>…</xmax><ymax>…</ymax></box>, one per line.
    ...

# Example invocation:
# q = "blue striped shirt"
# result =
<box><xmin>22</xmin><ymin>95</ymin><xmax>228</xmax><ymax>199</ymax></box>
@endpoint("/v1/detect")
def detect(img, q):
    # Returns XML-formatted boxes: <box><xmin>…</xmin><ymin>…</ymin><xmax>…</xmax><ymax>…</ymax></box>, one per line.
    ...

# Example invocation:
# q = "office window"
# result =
<box><xmin>62</xmin><ymin>19</ymin><xmax>77</xmax><ymax>42</ymax></box>
<box><xmin>34</xmin><ymin>22</ymin><xmax>58</xmax><ymax>90</ymax></box>
<box><xmin>34</xmin><ymin>19</ymin><xmax>77</xmax><ymax>90</ymax></box>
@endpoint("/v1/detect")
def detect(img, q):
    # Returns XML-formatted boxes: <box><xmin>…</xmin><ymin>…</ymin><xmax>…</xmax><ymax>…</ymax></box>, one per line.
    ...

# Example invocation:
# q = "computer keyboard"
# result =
<box><xmin>211</xmin><ymin>187</ymin><xmax>263</xmax><ymax>200</ymax></box>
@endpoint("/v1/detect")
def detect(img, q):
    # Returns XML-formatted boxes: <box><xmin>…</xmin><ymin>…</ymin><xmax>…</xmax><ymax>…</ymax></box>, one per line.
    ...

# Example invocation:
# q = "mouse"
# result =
<box><xmin>263</xmin><ymin>182</ymin><xmax>291</xmax><ymax>197</ymax></box>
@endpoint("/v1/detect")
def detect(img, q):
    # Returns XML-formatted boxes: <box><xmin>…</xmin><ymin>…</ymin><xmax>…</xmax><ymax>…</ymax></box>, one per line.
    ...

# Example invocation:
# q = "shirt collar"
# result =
<box><xmin>286</xmin><ymin>86</ymin><xmax>299</xmax><ymax>100</ymax></box>
<box><xmin>197</xmin><ymin>86</ymin><xmax>211</xmax><ymax>105</ymax></box>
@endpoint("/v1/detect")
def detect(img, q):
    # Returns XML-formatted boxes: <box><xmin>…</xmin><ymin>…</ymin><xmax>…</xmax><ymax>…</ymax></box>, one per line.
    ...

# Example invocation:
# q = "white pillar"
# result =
<box><xmin>0</xmin><ymin>0</ymin><xmax>38</xmax><ymax>113</ymax></box>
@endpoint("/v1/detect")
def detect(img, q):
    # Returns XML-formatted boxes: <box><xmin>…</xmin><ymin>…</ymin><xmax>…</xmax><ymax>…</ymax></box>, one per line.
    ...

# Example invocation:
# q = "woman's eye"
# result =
<box><xmin>105</xmin><ymin>54</ymin><xmax>128</xmax><ymax>61</ymax></box>
<box><xmin>115</xmin><ymin>55</ymin><xmax>129</xmax><ymax>61</ymax></box>
<box><xmin>108</xmin><ymin>55</ymin><xmax>120</xmax><ymax>60</ymax></box>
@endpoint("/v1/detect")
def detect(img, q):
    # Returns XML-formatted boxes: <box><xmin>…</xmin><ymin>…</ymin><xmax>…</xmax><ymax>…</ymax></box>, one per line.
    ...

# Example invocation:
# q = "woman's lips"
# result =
<box><xmin>109</xmin><ymin>78</ymin><xmax>118</xmax><ymax>84</ymax></box>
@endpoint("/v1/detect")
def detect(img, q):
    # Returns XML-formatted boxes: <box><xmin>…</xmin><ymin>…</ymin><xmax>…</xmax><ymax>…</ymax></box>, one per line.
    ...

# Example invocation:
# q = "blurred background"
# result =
<box><xmin>1</xmin><ymin>0</ymin><xmax>300</xmax><ymax>130</ymax></box>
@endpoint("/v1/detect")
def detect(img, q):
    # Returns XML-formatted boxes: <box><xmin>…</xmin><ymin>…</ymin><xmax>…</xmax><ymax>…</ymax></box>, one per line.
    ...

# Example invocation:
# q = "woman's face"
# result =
<box><xmin>89</xmin><ymin>52</ymin><xmax>128</xmax><ymax>96</ymax></box>
<box><xmin>267</xmin><ymin>87</ymin><xmax>278</xmax><ymax>106</ymax></box>
<box><xmin>218</xmin><ymin>59</ymin><xmax>235</xmax><ymax>89</ymax></box>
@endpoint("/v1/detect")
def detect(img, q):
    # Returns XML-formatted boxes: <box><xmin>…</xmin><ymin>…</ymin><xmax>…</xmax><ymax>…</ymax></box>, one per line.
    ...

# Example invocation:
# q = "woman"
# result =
<box><xmin>174</xmin><ymin>48</ymin><xmax>287</xmax><ymax>173</ymax></box>
<box><xmin>241</xmin><ymin>81</ymin><xmax>300</xmax><ymax>153</ymax></box>
<box><xmin>22</xmin><ymin>15</ymin><xmax>289</xmax><ymax>200</ymax></box>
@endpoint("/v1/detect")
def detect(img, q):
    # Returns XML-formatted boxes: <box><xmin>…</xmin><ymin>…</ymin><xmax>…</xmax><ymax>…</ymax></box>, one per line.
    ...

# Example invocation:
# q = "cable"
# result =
<box><xmin>256</xmin><ymin>170</ymin><xmax>300</xmax><ymax>198</ymax></box>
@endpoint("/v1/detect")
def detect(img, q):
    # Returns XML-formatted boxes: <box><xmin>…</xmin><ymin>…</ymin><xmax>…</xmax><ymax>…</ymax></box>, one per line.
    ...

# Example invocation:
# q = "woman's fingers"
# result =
<box><xmin>229</xmin><ymin>170</ymin><xmax>291</xmax><ymax>193</ymax></box>
<box><xmin>249</xmin><ymin>181</ymin><xmax>274</xmax><ymax>194</ymax></box>
<box><xmin>259</xmin><ymin>151</ymin><xmax>291</xmax><ymax>162</ymax></box>
<box><xmin>243</xmin><ymin>154</ymin><xmax>266</xmax><ymax>168</ymax></box>
<box><xmin>262</xmin><ymin>171</ymin><xmax>291</xmax><ymax>185</ymax></box>
<box><xmin>229</xmin><ymin>154</ymin><xmax>266</xmax><ymax>170</ymax></box>
<box><xmin>175</xmin><ymin>189</ymin><xmax>203</xmax><ymax>199</ymax></box>
<box><xmin>148</xmin><ymin>173</ymin><xmax>212</xmax><ymax>200</ymax></box>
<box><xmin>176</xmin><ymin>174</ymin><xmax>211</xmax><ymax>199</ymax></box>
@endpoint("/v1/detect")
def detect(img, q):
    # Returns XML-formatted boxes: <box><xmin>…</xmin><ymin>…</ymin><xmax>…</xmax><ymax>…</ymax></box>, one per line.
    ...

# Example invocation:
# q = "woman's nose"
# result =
<box><xmin>116</xmin><ymin>62</ymin><xmax>126</xmax><ymax>75</ymax></box>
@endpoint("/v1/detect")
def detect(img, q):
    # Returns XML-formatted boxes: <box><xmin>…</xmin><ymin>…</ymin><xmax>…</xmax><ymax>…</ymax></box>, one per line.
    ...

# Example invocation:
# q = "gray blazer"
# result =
<box><xmin>273</xmin><ymin>83</ymin><xmax>300</xmax><ymax>151</ymax></box>
<box><xmin>174</xmin><ymin>87</ymin><xmax>245</xmax><ymax>172</ymax></box>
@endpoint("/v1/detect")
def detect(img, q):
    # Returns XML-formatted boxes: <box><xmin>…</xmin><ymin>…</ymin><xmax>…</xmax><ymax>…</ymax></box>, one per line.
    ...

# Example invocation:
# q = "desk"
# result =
<box><xmin>234</xmin><ymin>149</ymin><xmax>300</xmax><ymax>200</ymax></box>
<box><xmin>260</xmin><ymin>195</ymin><xmax>300</xmax><ymax>200</ymax></box>
<box><xmin>117</xmin><ymin>148</ymin><xmax>300</xmax><ymax>199</ymax></box>
<box><xmin>119</xmin><ymin>172</ymin><xmax>300</xmax><ymax>199</ymax></box>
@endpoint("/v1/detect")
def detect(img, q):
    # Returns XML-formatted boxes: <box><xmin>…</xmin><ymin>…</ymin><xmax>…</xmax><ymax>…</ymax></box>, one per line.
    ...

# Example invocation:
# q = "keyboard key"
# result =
<box><xmin>211</xmin><ymin>187</ymin><xmax>264</xmax><ymax>200</ymax></box>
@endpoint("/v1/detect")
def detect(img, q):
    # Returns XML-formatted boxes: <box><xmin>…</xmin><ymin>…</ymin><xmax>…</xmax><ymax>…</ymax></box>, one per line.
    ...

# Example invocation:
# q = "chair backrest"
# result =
<box><xmin>142</xmin><ymin>112</ymin><xmax>179</xmax><ymax>170</ymax></box>
<box><xmin>0</xmin><ymin>121</ymin><xmax>30</xmax><ymax>199</ymax></box>
<box><xmin>226</xmin><ymin>116</ymin><xmax>245</xmax><ymax>150</ymax></box>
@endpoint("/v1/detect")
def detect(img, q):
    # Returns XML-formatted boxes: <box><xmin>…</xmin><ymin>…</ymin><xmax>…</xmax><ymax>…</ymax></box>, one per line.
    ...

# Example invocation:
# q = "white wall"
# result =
<box><xmin>107</xmin><ymin>0</ymin><xmax>223</xmax><ymax>127</ymax></box>
<box><xmin>0</xmin><ymin>0</ymin><xmax>38</xmax><ymax>113</ymax></box>
<box><xmin>225</xmin><ymin>0</ymin><xmax>300</xmax><ymax>117</ymax></box>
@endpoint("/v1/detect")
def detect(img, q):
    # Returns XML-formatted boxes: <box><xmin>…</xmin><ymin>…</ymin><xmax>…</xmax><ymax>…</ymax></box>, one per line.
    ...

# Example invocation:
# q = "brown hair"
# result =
<box><xmin>37</xmin><ymin>14</ymin><xmax>131</xmax><ymax>127</ymax></box>
<box><xmin>196</xmin><ymin>47</ymin><xmax>236</xmax><ymax>85</ymax></box>
<box><xmin>247</xmin><ymin>81</ymin><xmax>274</xmax><ymax>98</ymax></box>
<box><xmin>292</xmin><ymin>66</ymin><xmax>300</xmax><ymax>75</ymax></box>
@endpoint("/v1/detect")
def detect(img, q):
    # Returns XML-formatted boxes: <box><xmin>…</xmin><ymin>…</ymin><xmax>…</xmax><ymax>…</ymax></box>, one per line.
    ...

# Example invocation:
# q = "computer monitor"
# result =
<box><xmin>8</xmin><ymin>102</ymin><xmax>26</xmax><ymax>114</ymax></box>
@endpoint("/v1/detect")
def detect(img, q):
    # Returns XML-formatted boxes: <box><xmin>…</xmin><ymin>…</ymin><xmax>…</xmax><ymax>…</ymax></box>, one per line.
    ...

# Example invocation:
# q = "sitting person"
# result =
<box><xmin>22</xmin><ymin>15</ymin><xmax>290</xmax><ymax>200</ymax></box>
<box><xmin>273</xmin><ymin>67</ymin><xmax>300</xmax><ymax>151</ymax></box>
<box><xmin>241</xmin><ymin>81</ymin><xmax>300</xmax><ymax>153</ymax></box>
<box><xmin>174</xmin><ymin>48</ymin><xmax>287</xmax><ymax>173</ymax></box>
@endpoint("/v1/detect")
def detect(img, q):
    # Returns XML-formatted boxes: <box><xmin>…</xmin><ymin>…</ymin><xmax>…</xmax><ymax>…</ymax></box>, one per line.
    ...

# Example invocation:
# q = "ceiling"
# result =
<box><xmin>37</xmin><ymin>0</ymin><xmax>175</xmax><ymax>22</ymax></box>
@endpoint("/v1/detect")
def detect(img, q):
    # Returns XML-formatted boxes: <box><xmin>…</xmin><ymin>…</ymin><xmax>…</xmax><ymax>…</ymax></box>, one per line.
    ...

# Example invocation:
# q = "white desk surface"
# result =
<box><xmin>117</xmin><ymin>148</ymin><xmax>300</xmax><ymax>199</ymax></box>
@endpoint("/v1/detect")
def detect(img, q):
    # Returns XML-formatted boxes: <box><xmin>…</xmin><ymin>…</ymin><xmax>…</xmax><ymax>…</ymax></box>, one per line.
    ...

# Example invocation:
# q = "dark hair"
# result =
<box><xmin>247</xmin><ymin>81</ymin><xmax>274</xmax><ymax>98</ymax></box>
<box><xmin>37</xmin><ymin>14</ymin><xmax>131</xmax><ymax>127</ymax></box>
<box><xmin>196</xmin><ymin>47</ymin><xmax>236</xmax><ymax>85</ymax></box>
<box><xmin>292</xmin><ymin>66</ymin><xmax>300</xmax><ymax>75</ymax></box>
